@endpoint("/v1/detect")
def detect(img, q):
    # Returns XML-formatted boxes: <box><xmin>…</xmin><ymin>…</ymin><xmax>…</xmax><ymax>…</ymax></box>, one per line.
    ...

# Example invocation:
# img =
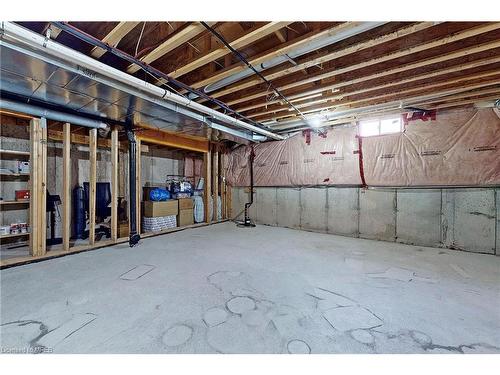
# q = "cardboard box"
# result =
<box><xmin>142</xmin><ymin>215</ymin><xmax>177</xmax><ymax>232</ymax></box>
<box><xmin>178</xmin><ymin>197</ymin><xmax>194</xmax><ymax>210</ymax></box>
<box><xmin>178</xmin><ymin>208</ymin><xmax>194</xmax><ymax>227</ymax></box>
<box><xmin>143</xmin><ymin>200</ymin><xmax>178</xmax><ymax>217</ymax></box>
<box><xmin>118</xmin><ymin>222</ymin><xmax>129</xmax><ymax>238</ymax></box>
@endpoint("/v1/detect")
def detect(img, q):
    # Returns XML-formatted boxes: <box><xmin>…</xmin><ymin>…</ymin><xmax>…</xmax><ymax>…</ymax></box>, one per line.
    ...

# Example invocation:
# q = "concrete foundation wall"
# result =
<box><xmin>232</xmin><ymin>186</ymin><xmax>500</xmax><ymax>255</ymax></box>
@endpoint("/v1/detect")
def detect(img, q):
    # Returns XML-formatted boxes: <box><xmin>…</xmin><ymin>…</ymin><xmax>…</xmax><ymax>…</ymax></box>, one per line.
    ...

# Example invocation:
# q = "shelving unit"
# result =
<box><xmin>0</xmin><ymin>232</ymin><xmax>29</xmax><ymax>240</ymax></box>
<box><xmin>0</xmin><ymin>145</ymin><xmax>31</xmax><ymax>244</ymax></box>
<box><xmin>0</xmin><ymin>200</ymin><xmax>29</xmax><ymax>206</ymax></box>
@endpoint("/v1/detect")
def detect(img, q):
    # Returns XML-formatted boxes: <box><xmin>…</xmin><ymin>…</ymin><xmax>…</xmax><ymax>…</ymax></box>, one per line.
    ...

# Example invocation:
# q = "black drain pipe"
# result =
<box><xmin>238</xmin><ymin>145</ymin><xmax>256</xmax><ymax>228</ymax></box>
<box><xmin>126</xmin><ymin>121</ymin><xmax>141</xmax><ymax>247</ymax></box>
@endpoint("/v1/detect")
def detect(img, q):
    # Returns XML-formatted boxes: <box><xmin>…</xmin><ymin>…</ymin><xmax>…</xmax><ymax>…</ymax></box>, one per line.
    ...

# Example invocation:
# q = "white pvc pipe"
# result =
<box><xmin>0</xmin><ymin>22</ymin><xmax>284</xmax><ymax>141</ymax></box>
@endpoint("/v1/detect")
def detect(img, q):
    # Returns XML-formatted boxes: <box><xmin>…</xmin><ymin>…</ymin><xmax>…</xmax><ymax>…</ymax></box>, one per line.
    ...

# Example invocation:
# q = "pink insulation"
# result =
<box><xmin>224</xmin><ymin>108</ymin><xmax>500</xmax><ymax>187</ymax></box>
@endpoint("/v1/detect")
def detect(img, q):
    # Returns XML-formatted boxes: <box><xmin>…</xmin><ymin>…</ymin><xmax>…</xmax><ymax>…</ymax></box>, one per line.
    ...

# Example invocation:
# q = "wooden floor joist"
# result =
<box><xmin>222</xmin><ymin>23</ymin><xmax>500</xmax><ymax>108</ymax></box>
<box><xmin>127</xmin><ymin>22</ymin><xmax>215</xmax><ymax>74</ymax></box>
<box><xmin>206</xmin><ymin>22</ymin><xmax>438</xmax><ymax>101</ymax></box>
<box><xmin>168</xmin><ymin>22</ymin><xmax>291</xmax><ymax>78</ymax></box>
<box><xmin>90</xmin><ymin>22</ymin><xmax>140</xmax><ymax>59</ymax></box>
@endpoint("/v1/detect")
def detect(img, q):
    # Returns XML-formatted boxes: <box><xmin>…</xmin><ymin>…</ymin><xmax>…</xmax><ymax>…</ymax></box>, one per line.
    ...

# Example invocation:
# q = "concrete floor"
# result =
<box><xmin>1</xmin><ymin>222</ymin><xmax>499</xmax><ymax>354</ymax></box>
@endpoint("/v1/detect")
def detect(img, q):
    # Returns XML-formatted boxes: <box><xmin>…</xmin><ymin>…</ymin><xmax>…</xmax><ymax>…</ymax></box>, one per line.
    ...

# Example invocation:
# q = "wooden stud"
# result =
<box><xmin>111</xmin><ymin>126</ymin><xmax>119</xmax><ymax>242</ymax></box>
<box><xmin>88</xmin><ymin>128</ymin><xmax>97</xmax><ymax>246</ymax></box>
<box><xmin>136</xmin><ymin>138</ymin><xmax>142</xmax><ymax>234</ymax></box>
<box><xmin>220</xmin><ymin>152</ymin><xmax>226</xmax><ymax>219</ymax></box>
<box><xmin>204</xmin><ymin>149</ymin><xmax>212</xmax><ymax>223</ymax></box>
<box><xmin>29</xmin><ymin>118</ymin><xmax>39</xmax><ymax>256</ymax></box>
<box><xmin>39</xmin><ymin>119</ymin><xmax>47</xmax><ymax>256</ymax></box>
<box><xmin>213</xmin><ymin>146</ymin><xmax>219</xmax><ymax>222</ymax></box>
<box><xmin>62</xmin><ymin>122</ymin><xmax>71</xmax><ymax>251</ymax></box>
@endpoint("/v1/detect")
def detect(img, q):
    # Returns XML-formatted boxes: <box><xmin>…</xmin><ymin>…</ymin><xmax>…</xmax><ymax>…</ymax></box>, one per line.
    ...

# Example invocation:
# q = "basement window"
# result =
<box><xmin>359</xmin><ymin>116</ymin><xmax>403</xmax><ymax>137</ymax></box>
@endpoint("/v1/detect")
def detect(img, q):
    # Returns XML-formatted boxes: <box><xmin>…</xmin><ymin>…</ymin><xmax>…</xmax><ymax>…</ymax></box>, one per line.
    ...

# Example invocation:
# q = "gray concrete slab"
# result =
<box><xmin>255</xmin><ymin>188</ymin><xmax>277</xmax><ymax>226</ymax></box>
<box><xmin>1</xmin><ymin>223</ymin><xmax>499</xmax><ymax>354</ymax></box>
<box><xmin>442</xmin><ymin>189</ymin><xmax>496</xmax><ymax>254</ymax></box>
<box><xmin>396</xmin><ymin>189</ymin><xmax>442</xmax><ymax>247</ymax></box>
<box><xmin>327</xmin><ymin>187</ymin><xmax>359</xmax><ymax>237</ymax></box>
<box><xmin>276</xmin><ymin>188</ymin><xmax>300</xmax><ymax>229</ymax></box>
<box><xmin>359</xmin><ymin>189</ymin><xmax>396</xmax><ymax>241</ymax></box>
<box><xmin>300</xmin><ymin>188</ymin><xmax>327</xmax><ymax>232</ymax></box>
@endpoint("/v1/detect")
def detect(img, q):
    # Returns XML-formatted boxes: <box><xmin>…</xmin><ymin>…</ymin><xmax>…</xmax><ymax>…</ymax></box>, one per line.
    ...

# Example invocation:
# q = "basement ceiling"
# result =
<box><xmin>0</xmin><ymin>40</ymin><xmax>256</xmax><ymax>141</ymax></box>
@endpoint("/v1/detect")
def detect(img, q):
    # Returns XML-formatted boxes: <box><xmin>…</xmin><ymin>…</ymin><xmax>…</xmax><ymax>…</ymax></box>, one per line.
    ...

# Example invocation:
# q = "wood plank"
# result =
<box><xmin>111</xmin><ymin>127</ymin><xmax>119</xmax><ymax>242</ymax></box>
<box><xmin>29</xmin><ymin>118</ymin><xmax>39</xmax><ymax>256</ymax></box>
<box><xmin>0</xmin><ymin>232</ymin><xmax>29</xmax><ymax>240</ymax></box>
<box><xmin>62</xmin><ymin>123</ymin><xmax>71</xmax><ymax>251</ymax></box>
<box><xmin>225</xmin><ymin>24</ymin><xmax>500</xmax><ymax>108</ymax></box>
<box><xmin>136</xmin><ymin>127</ymin><xmax>209</xmax><ymax>152</ymax></box>
<box><xmin>220</xmin><ymin>153</ymin><xmax>226</xmax><ymax>219</ymax></box>
<box><xmin>135</xmin><ymin>138</ymin><xmax>142</xmax><ymax>235</ymax></box>
<box><xmin>213</xmin><ymin>147</ymin><xmax>219</xmax><ymax>221</ymax></box>
<box><xmin>91</xmin><ymin>22</ymin><xmax>140</xmax><ymax>59</ymax></box>
<box><xmin>0</xmin><ymin>200</ymin><xmax>29</xmax><ymax>206</ymax></box>
<box><xmin>190</xmin><ymin>22</ymin><xmax>366</xmax><ymax>89</ymax></box>
<box><xmin>127</xmin><ymin>22</ymin><xmax>215</xmax><ymax>74</ymax></box>
<box><xmin>38</xmin><ymin>119</ymin><xmax>47</xmax><ymax>256</ymax></box>
<box><xmin>209</xmin><ymin>22</ymin><xmax>437</xmax><ymax>101</ymax></box>
<box><xmin>204</xmin><ymin>149</ymin><xmax>212</xmax><ymax>223</ymax></box>
<box><xmin>88</xmin><ymin>128</ymin><xmax>97</xmax><ymax>246</ymax></box>
<box><xmin>0</xmin><ymin>149</ymin><xmax>31</xmax><ymax>157</ymax></box>
<box><xmin>168</xmin><ymin>22</ymin><xmax>291</xmax><ymax>78</ymax></box>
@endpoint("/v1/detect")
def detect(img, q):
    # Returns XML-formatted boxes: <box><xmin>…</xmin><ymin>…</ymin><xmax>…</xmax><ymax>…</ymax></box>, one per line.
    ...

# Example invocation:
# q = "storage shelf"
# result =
<box><xmin>0</xmin><ymin>149</ymin><xmax>30</xmax><ymax>158</ymax></box>
<box><xmin>0</xmin><ymin>232</ymin><xmax>30</xmax><ymax>240</ymax></box>
<box><xmin>0</xmin><ymin>200</ymin><xmax>29</xmax><ymax>206</ymax></box>
<box><xmin>0</xmin><ymin>172</ymin><xmax>30</xmax><ymax>177</ymax></box>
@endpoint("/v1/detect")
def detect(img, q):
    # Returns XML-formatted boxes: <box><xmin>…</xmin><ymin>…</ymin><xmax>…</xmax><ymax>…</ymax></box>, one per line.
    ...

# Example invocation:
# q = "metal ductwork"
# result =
<box><xmin>0</xmin><ymin>98</ymin><xmax>108</xmax><ymax>129</ymax></box>
<box><xmin>0</xmin><ymin>21</ymin><xmax>284</xmax><ymax>141</ymax></box>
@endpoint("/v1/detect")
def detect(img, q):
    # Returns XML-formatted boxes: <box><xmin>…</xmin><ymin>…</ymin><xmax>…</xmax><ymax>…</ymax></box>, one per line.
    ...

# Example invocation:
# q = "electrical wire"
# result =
<box><xmin>134</xmin><ymin>22</ymin><xmax>146</xmax><ymax>57</ymax></box>
<box><xmin>200</xmin><ymin>22</ymin><xmax>323</xmax><ymax>133</ymax></box>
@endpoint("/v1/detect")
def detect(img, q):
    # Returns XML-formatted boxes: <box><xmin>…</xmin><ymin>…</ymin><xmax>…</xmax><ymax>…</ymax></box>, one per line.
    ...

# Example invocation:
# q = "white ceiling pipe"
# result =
<box><xmin>0</xmin><ymin>22</ymin><xmax>284</xmax><ymax>141</ymax></box>
<box><xmin>0</xmin><ymin>98</ymin><xmax>108</xmax><ymax>129</ymax></box>
<box><xmin>202</xmin><ymin>22</ymin><xmax>387</xmax><ymax>93</ymax></box>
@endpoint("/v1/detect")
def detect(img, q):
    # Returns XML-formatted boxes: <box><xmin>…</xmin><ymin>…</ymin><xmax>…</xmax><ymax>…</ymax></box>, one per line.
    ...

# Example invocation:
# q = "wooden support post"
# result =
<box><xmin>62</xmin><ymin>122</ymin><xmax>71</xmax><ymax>251</ymax></box>
<box><xmin>204</xmin><ymin>148</ymin><xmax>212</xmax><ymax>223</ymax></box>
<box><xmin>227</xmin><ymin>185</ymin><xmax>232</xmax><ymax>219</ymax></box>
<box><xmin>111</xmin><ymin>126</ymin><xmax>119</xmax><ymax>242</ymax></box>
<box><xmin>213</xmin><ymin>146</ymin><xmax>219</xmax><ymax>222</ymax></box>
<box><xmin>220</xmin><ymin>153</ymin><xmax>226</xmax><ymax>219</ymax></box>
<box><xmin>88</xmin><ymin>128</ymin><xmax>97</xmax><ymax>246</ymax></box>
<box><xmin>135</xmin><ymin>138</ymin><xmax>141</xmax><ymax>234</ymax></box>
<box><xmin>28</xmin><ymin>118</ymin><xmax>47</xmax><ymax>256</ymax></box>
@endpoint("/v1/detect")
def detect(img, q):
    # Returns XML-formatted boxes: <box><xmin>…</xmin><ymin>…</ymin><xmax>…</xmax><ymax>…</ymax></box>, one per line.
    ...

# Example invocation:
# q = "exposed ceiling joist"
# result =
<box><xmin>168</xmin><ymin>22</ymin><xmax>291</xmax><ymax>78</ymax></box>
<box><xmin>225</xmin><ymin>24</ymin><xmax>500</xmax><ymax>108</ymax></box>
<box><xmin>90</xmin><ymin>22</ymin><xmax>140</xmax><ymax>59</ymax></box>
<box><xmin>189</xmin><ymin>22</ymin><xmax>368</xmax><ymax>89</ymax></box>
<box><xmin>126</xmin><ymin>22</ymin><xmax>216</xmax><ymax>74</ymax></box>
<box><xmin>206</xmin><ymin>22</ymin><xmax>437</xmax><ymax>101</ymax></box>
<box><xmin>241</xmin><ymin>55</ymin><xmax>500</xmax><ymax>116</ymax></box>
<box><xmin>258</xmin><ymin>75</ymin><xmax>500</xmax><ymax>122</ymax></box>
